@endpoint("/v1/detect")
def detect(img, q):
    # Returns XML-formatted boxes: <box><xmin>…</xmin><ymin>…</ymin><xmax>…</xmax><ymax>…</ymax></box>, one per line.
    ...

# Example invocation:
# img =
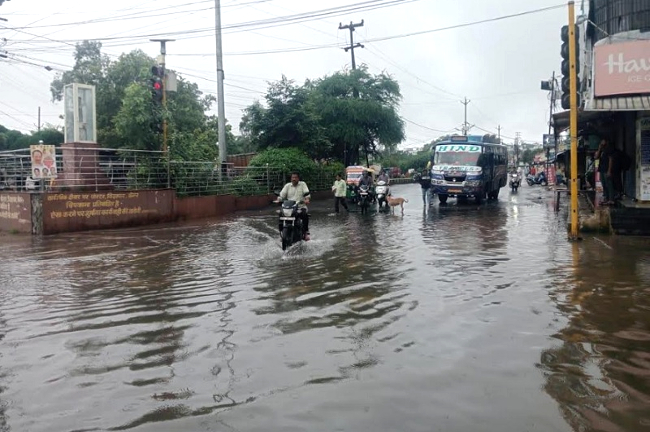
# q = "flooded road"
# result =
<box><xmin>1</xmin><ymin>184</ymin><xmax>649</xmax><ymax>432</ymax></box>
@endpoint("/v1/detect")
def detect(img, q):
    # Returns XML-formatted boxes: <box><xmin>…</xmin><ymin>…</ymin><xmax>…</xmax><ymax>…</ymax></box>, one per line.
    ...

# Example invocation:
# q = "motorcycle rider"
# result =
<box><xmin>377</xmin><ymin>170</ymin><xmax>389</xmax><ymax>184</ymax></box>
<box><xmin>277</xmin><ymin>172</ymin><xmax>311</xmax><ymax>240</ymax></box>
<box><xmin>359</xmin><ymin>169</ymin><xmax>375</xmax><ymax>202</ymax></box>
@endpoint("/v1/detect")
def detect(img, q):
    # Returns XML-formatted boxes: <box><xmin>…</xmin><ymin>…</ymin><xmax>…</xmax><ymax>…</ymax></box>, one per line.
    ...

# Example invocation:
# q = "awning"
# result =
<box><xmin>585</xmin><ymin>95</ymin><xmax>650</xmax><ymax>111</ymax></box>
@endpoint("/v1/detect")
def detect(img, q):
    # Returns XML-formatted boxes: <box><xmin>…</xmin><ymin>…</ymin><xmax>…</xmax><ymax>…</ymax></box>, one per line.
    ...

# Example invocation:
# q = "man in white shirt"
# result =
<box><xmin>332</xmin><ymin>173</ymin><xmax>349</xmax><ymax>213</ymax></box>
<box><xmin>277</xmin><ymin>172</ymin><xmax>311</xmax><ymax>240</ymax></box>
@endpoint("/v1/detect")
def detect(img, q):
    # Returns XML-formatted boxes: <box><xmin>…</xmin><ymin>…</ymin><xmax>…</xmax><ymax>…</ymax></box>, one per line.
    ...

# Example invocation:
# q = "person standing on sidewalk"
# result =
<box><xmin>595</xmin><ymin>139</ymin><xmax>614</xmax><ymax>205</ymax></box>
<box><xmin>332</xmin><ymin>173</ymin><xmax>349</xmax><ymax>213</ymax></box>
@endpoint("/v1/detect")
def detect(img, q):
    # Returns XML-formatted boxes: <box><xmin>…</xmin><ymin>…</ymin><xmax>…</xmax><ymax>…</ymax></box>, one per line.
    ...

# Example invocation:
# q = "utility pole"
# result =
<box><xmin>338</xmin><ymin>19</ymin><xmax>364</xmax><ymax>166</ymax></box>
<box><xmin>150</xmin><ymin>39</ymin><xmax>174</xmax><ymax>152</ymax></box>
<box><xmin>214</xmin><ymin>0</ymin><xmax>228</xmax><ymax>175</ymax></box>
<box><xmin>38</xmin><ymin>107</ymin><xmax>41</xmax><ymax>132</ymax></box>
<box><xmin>151</xmin><ymin>39</ymin><xmax>174</xmax><ymax>189</ymax></box>
<box><xmin>497</xmin><ymin>125</ymin><xmax>502</xmax><ymax>144</ymax></box>
<box><xmin>547</xmin><ymin>71</ymin><xmax>556</xmax><ymax>187</ymax></box>
<box><xmin>515</xmin><ymin>132</ymin><xmax>522</xmax><ymax>167</ymax></box>
<box><xmin>460</xmin><ymin>97</ymin><xmax>473</xmax><ymax>135</ymax></box>
<box><xmin>339</xmin><ymin>20</ymin><xmax>364</xmax><ymax>70</ymax></box>
<box><xmin>567</xmin><ymin>1</ymin><xmax>580</xmax><ymax>240</ymax></box>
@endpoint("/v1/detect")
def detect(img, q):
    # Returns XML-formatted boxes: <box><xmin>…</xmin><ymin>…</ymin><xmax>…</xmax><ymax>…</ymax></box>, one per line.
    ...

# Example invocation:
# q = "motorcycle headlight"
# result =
<box><xmin>282</xmin><ymin>209</ymin><xmax>293</xmax><ymax>217</ymax></box>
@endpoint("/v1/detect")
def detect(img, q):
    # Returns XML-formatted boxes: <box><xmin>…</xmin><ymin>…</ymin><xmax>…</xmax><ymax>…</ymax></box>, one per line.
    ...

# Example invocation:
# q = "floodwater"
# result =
<box><xmin>1</xmin><ymin>184</ymin><xmax>649</xmax><ymax>432</ymax></box>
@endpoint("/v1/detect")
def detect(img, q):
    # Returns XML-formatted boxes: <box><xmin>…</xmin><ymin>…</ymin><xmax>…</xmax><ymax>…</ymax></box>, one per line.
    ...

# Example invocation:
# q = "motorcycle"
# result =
<box><xmin>375</xmin><ymin>180</ymin><xmax>390</xmax><ymax>209</ymax></box>
<box><xmin>526</xmin><ymin>171</ymin><xmax>548</xmax><ymax>186</ymax></box>
<box><xmin>509</xmin><ymin>173</ymin><xmax>521</xmax><ymax>192</ymax></box>
<box><xmin>358</xmin><ymin>184</ymin><xmax>371</xmax><ymax>215</ymax></box>
<box><xmin>275</xmin><ymin>191</ymin><xmax>310</xmax><ymax>251</ymax></box>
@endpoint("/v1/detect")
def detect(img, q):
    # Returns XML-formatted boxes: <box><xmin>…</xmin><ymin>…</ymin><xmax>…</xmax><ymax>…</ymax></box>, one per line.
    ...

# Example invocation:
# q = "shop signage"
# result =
<box><xmin>594</xmin><ymin>39</ymin><xmax>650</xmax><ymax>97</ymax></box>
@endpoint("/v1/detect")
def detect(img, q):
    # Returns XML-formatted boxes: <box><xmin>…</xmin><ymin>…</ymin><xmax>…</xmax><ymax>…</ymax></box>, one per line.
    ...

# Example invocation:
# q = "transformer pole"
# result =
<box><xmin>215</xmin><ymin>0</ymin><xmax>228</xmax><ymax>176</ymax></box>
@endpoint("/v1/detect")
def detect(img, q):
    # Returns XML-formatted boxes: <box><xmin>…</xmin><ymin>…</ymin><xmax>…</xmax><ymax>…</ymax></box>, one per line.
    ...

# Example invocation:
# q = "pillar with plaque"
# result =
<box><xmin>60</xmin><ymin>83</ymin><xmax>109</xmax><ymax>190</ymax></box>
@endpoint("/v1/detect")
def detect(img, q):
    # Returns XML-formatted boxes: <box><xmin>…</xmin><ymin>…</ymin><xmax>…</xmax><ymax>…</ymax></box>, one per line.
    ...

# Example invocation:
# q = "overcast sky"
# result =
<box><xmin>0</xmin><ymin>0</ymin><xmax>587</xmax><ymax>148</ymax></box>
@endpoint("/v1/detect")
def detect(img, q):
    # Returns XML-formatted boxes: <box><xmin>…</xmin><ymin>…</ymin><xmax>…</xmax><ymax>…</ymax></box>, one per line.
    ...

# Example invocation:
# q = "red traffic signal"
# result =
<box><xmin>151</xmin><ymin>77</ymin><xmax>164</xmax><ymax>104</ymax></box>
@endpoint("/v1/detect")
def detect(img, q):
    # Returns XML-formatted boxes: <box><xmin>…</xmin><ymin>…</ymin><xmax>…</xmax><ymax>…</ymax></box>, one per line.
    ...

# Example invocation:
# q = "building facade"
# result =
<box><xmin>554</xmin><ymin>0</ymin><xmax>650</xmax><ymax>203</ymax></box>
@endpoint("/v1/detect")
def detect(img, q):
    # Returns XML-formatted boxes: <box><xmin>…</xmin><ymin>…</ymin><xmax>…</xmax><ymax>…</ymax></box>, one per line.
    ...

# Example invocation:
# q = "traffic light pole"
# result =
<box><xmin>567</xmin><ymin>1</ymin><xmax>580</xmax><ymax>240</ymax></box>
<box><xmin>151</xmin><ymin>39</ymin><xmax>174</xmax><ymax>189</ymax></box>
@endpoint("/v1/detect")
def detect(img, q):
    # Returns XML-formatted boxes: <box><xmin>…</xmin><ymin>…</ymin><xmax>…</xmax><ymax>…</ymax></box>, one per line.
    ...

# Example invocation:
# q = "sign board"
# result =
<box><xmin>435</xmin><ymin>145</ymin><xmax>482</xmax><ymax>153</ymax></box>
<box><xmin>432</xmin><ymin>165</ymin><xmax>482</xmax><ymax>173</ymax></box>
<box><xmin>165</xmin><ymin>70</ymin><xmax>178</xmax><ymax>92</ymax></box>
<box><xmin>30</xmin><ymin>144</ymin><xmax>58</xmax><ymax>179</ymax></box>
<box><xmin>63</xmin><ymin>83</ymin><xmax>97</xmax><ymax>143</ymax></box>
<box><xmin>594</xmin><ymin>39</ymin><xmax>650</xmax><ymax>97</ymax></box>
<box><xmin>543</xmin><ymin>134</ymin><xmax>556</xmax><ymax>149</ymax></box>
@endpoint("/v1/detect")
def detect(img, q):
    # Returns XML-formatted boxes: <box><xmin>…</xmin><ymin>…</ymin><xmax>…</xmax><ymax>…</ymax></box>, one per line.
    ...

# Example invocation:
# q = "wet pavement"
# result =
<box><xmin>1</xmin><ymin>184</ymin><xmax>649</xmax><ymax>432</ymax></box>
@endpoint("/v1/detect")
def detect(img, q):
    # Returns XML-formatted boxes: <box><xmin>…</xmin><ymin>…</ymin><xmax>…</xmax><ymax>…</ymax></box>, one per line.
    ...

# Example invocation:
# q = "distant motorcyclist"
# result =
<box><xmin>359</xmin><ymin>169</ymin><xmax>375</xmax><ymax>202</ymax></box>
<box><xmin>277</xmin><ymin>172</ymin><xmax>311</xmax><ymax>240</ymax></box>
<box><xmin>359</xmin><ymin>170</ymin><xmax>373</xmax><ymax>187</ymax></box>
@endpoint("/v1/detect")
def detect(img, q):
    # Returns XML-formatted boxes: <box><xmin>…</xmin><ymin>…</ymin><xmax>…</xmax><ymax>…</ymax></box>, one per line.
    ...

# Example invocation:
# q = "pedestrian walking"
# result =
<box><xmin>332</xmin><ymin>173</ymin><xmax>349</xmax><ymax>213</ymax></box>
<box><xmin>414</xmin><ymin>169</ymin><xmax>432</xmax><ymax>207</ymax></box>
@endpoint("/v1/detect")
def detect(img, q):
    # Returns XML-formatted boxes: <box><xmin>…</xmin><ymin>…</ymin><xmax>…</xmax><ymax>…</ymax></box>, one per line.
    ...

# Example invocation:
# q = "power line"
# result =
<box><xmin>2</xmin><ymin>3</ymin><xmax>565</xmax><ymax>57</ymax></box>
<box><xmin>3</xmin><ymin>0</ymin><xmax>416</xmax><ymax>40</ymax></box>
<box><xmin>402</xmin><ymin>117</ymin><xmax>455</xmax><ymax>134</ymax></box>
<box><xmin>363</xmin><ymin>45</ymin><xmax>459</xmax><ymax>99</ymax></box>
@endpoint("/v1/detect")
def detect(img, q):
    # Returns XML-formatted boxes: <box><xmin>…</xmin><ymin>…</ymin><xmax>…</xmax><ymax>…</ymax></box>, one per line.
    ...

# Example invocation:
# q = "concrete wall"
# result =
<box><xmin>0</xmin><ymin>192</ymin><xmax>32</xmax><ymax>233</ymax></box>
<box><xmin>41</xmin><ymin>189</ymin><xmax>175</xmax><ymax>235</ymax></box>
<box><xmin>0</xmin><ymin>189</ymin><xmax>341</xmax><ymax>235</ymax></box>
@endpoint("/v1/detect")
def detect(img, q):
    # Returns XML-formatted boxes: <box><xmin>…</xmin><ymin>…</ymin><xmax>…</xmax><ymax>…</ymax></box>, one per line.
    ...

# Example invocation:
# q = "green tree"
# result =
<box><xmin>49</xmin><ymin>40</ymin><xmax>228</xmax><ymax>159</ymax></box>
<box><xmin>521</xmin><ymin>148</ymin><xmax>537</xmax><ymax>165</ymax></box>
<box><xmin>240</xmin><ymin>66</ymin><xmax>405</xmax><ymax>164</ymax></box>
<box><xmin>240</xmin><ymin>76</ymin><xmax>329</xmax><ymax>159</ymax></box>
<box><xmin>0</xmin><ymin>124</ymin><xmax>64</xmax><ymax>151</ymax></box>
<box><xmin>482</xmin><ymin>134</ymin><xmax>501</xmax><ymax>144</ymax></box>
<box><xmin>312</xmin><ymin>66</ymin><xmax>404</xmax><ymax>165</ymax></box>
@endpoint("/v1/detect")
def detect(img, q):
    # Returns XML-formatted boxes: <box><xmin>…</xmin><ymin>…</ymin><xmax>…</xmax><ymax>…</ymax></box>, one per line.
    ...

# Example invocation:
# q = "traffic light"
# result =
<box><xmin>560</xmin><ymin>24</ymin><xmax>581</xmax><ymax>110</ymax></box>
<box><xmin>151</xmin><ymin>65</ymin><xmax>164</xmax><ymax>105</ymax></box>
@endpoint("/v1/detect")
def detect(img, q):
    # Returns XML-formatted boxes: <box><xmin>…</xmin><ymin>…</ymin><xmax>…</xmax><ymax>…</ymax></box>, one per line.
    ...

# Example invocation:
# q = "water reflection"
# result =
<box><xmin>540</xmin><ymin>239</ymin><xmax>650</xmax><ymax>431</ymax></box>
<box><xmin>1</xmin><ymin>185</ymin><xmax>649</xmax><ymax>431</ymax></box>
<box><xmin>0</xmin><ymin>310</ymin><xmax>9</xmax><ymax>432</ymax></box>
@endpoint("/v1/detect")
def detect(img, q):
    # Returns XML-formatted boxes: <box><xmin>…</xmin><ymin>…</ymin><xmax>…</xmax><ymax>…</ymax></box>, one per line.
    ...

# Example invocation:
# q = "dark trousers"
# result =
<box><xmin>601</xmin><ymin>171</ymin><xmax>614</xmax><ymax>201</ymax></box>
<box><xmin>299</xmin><ymin>209</ymin><xmax>309</xmax><ymax>233</ymax></box>
<box><xmin>612</xmin><ymin>170</ymin><xmax>623</xmax><ymax>198</ymax></box>
<box><xmin>335</xmin><ymin>197</ymin><xmax>348</xmax><ymax>213</ymax></box>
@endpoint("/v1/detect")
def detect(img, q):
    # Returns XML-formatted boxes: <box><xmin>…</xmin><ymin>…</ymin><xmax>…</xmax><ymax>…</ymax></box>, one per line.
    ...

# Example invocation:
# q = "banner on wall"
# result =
<box><xmin>29</xmin><ymin>144</ymin><xmax>58</xmax><ymax>179</ymax></box>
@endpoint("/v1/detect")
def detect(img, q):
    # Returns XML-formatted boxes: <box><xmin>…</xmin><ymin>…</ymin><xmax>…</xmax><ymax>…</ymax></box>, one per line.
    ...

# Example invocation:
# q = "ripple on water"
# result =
<box><xmin>0</xmin><ymin>186</ymin><xmax>649</xmax><ymax>431</ymax></box>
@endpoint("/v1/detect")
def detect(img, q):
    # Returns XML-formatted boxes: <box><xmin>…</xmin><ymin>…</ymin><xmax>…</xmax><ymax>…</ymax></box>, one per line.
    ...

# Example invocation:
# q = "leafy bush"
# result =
<box><xmin>248</xmin><ymin>148</ymin><xmax>315</xmax><ymax>181</ymax></box>
<box><xmin>228</xmin><ymin>176</ymin><xmax>264</xmax><ymax>196</ymax></box>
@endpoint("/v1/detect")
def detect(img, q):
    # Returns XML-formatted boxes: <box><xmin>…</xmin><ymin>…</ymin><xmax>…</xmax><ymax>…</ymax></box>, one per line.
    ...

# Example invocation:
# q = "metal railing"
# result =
<box><xmin>0</xmin><ymin>147</ymin><xmax>340</xmax><ymax>196</ymax></box>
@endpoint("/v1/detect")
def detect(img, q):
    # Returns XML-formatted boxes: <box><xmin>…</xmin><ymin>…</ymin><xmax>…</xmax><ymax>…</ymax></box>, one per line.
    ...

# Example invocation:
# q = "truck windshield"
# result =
<box><xmin>434</xmin><ymin>151</ymin><xmax>481</xmax><ymax>166</ymax></box>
